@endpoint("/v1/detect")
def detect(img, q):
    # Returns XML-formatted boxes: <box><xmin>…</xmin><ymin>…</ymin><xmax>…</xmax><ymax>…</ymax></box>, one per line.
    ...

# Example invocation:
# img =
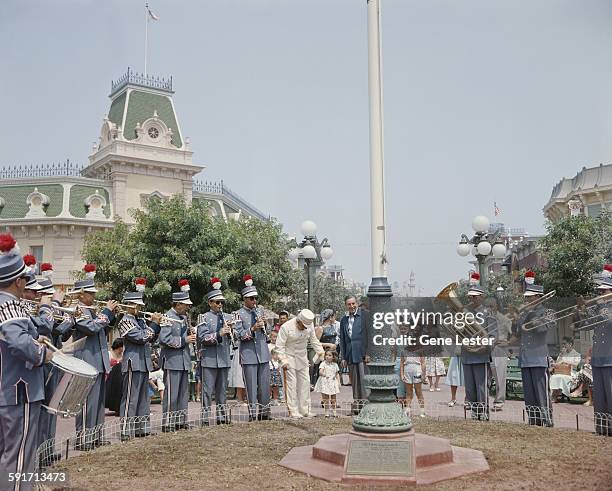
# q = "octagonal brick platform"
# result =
<box><xmin>280</xmin><ymin>430</ymin><xmax>489</xmax><ymax>486</ymax></box>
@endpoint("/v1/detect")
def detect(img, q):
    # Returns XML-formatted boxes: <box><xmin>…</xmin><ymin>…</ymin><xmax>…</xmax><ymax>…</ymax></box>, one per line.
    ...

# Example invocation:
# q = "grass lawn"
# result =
<box><xmin>51</xmin><ymin>417</ymin><xmax>612</xmax><ymax>490</ymax></box>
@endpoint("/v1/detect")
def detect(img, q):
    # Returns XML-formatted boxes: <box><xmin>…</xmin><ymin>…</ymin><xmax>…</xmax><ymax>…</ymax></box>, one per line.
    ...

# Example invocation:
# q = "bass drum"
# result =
<box><xmin>43</xmin><ymin>351</ymin><xmax>98</xmax><ymax>417</ymax></box>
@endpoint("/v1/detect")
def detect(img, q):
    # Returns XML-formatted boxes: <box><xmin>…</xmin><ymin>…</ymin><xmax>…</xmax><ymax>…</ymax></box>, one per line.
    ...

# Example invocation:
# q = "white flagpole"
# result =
<box><xmin>144</xmin><ymin>3</ymin><xmax>148</xmax><ymax>76</ymax></box>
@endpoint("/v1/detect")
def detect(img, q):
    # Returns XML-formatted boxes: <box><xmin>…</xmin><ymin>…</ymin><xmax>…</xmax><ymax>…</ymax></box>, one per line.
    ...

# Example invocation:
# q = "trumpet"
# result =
<box><xmin>141</xmin><ymin>311</ymin><xmax>183</xmax><ymax>325</ymax></box>
<box><xmin>21</xmin><ymin>299</ymin><xmax>85</xmax><ymax>322</ymax></box>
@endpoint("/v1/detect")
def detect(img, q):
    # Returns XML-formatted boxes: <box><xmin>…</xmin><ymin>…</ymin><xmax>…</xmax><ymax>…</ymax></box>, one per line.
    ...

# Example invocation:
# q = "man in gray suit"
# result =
<box><xmin>339</xmin><ymin>295</ymin><xmax>371</xmax><ymax>414</ymax></box>
<box><xmin>160</xmin><ymin>287</ymin><xmax>195</xmax><ymax>431</ymax></box>
<box><xmin>0</xmin><ymin>234</ymin><xmax>53</xmax><ymax>489</ymax></box>
<box><xmin>197</xmin><ymin>280</ymin><xmax>233</xmax><ymax>425</ymax></box>
<box><xmin>72</xmin><ymin>275</ymin><xmax>118</xmax><ymax>450</ymax></box>
<box><xmin>118</xmin><ymin>290</ymin><xmax>161</xmax><ymax>440</ymax></box>
<box><xmin>236</xmin><ymin>276</ymin><xmax>271</xmax><ymax>421</ymax></box>
<box><xmin>461</xmin><ymin>280</ymin><xmax>494</xmax><ymax>421</ymax></box>
<box><xmin>513</xmin><ymin>283</ymin><xmax>554</xmax><ymax>427</ymax></box>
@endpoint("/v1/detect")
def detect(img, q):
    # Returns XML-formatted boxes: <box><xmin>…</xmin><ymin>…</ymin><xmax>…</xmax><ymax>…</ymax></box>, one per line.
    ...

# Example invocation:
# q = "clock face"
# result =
<box><xmin>148</xmin><ymin>127</ymin><xmax>160</xmax><ymax>139</ymax></box>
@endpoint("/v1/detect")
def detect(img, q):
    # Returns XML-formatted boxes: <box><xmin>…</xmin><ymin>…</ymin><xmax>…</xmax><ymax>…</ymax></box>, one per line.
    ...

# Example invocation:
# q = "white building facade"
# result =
<box><xmin>0</xmin><ymin>69</ymin><xmax>268</xmax><ymax>284</ymax></box>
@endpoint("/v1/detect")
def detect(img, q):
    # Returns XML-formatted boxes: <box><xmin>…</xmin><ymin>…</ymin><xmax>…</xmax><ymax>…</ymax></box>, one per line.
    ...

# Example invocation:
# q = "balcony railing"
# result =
<box><xmin>111</xmin><ymin>67</ymin><xmax>173</xmax><ymax>96</ymax></box>
<box><xmin>193</xmin><ymin>179</ymin><xmax>268</xmax><ymax>221</ymax></box>
<box><xmin>0</xmin><ymin>160</ymin><xmax>85</xmax><ymax>179</ymax></box>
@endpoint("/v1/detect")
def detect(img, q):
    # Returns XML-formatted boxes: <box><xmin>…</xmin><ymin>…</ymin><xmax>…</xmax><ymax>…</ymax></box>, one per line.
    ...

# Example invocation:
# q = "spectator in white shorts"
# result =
<box><xmin>401</xmin><ymin>348</ymin><xmax>426</xmax><ymax>418</ymax></box>
<box><xmin>149</xmin><ymin>356</ymin><xmax>165</xmax><ymax>402</ymax></box>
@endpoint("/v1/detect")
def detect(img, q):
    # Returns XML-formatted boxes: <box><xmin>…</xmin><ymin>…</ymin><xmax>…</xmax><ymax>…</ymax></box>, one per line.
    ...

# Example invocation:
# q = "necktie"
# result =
<box><xmin>217</xmin><ymin>313</ymin><xmax>224</xmax><ymax>335</ymax></box>
<box><xmin>348</xmin><ymin>315</ymin><xmax>354</xmax><ymax>338</ymax></box>
<box><xmin>251</xmin><ymin>311</ymin><xmax>257</xmax><ymax>336</ymax></box>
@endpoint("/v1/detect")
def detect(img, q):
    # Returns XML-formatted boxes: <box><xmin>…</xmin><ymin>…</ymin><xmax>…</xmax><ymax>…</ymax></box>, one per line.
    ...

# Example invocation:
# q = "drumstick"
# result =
<box><xmin>59</xmin><ymin>336</ymin><xmax>87</xmax><ymax>354</ymax></box>
<box><xmin>40</xmin><ymin>336</ymin><xmax>87</xmax><ymax>355</ymax></box>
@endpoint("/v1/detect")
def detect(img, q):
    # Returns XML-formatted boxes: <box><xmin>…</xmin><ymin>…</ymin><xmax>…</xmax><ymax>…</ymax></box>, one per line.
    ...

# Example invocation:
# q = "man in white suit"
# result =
<box><xmin>275</xmin><ymin>309</ymin><xmax>324</xmax><ymax>419</ymax></box>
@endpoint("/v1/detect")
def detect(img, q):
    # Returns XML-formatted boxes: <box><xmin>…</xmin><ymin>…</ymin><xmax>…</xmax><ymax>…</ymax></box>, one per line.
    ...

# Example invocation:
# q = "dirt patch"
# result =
<box><xmin>50</xmin><ymin>417</ymin><xmax>612</xmax><ymax>490</ymax></box>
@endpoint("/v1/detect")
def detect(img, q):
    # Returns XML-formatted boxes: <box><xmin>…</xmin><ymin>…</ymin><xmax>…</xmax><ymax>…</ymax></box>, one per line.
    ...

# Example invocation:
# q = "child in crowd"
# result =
<box><xmin>401</xmin><ymin>347</ymin><xmax>426</xmax><ymax>418</ymax></box>
<box><xmin>270</xmin><ymin>348</ymin><xmax>282</xmax><ymax>405</ymax></box>
<box><xmin>314</xmin><ymin>351</ymin><xmax>341</xmax><ymax>417</ymax></box>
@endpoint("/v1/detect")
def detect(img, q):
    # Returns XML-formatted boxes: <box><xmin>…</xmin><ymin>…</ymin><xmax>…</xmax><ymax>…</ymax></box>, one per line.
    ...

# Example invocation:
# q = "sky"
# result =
<box><xmin>1</xmin><ymin>0</ymin><xmax>612</xmax><ymax>295</ymax></box>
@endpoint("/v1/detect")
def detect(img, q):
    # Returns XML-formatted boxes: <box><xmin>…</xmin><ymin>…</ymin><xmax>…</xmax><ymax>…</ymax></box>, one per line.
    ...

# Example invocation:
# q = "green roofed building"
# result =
<box><xmin>0</xmin><ymin>69</ymin><xmax>268</xmax><ymax>284</ymax></box>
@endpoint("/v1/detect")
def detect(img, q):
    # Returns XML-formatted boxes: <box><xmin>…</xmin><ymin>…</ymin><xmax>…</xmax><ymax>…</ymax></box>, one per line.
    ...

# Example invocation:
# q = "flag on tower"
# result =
<box><xmin>146</xmin><ymin>3</ymin><xmax>159</xmax><ymax>21</ymax></box>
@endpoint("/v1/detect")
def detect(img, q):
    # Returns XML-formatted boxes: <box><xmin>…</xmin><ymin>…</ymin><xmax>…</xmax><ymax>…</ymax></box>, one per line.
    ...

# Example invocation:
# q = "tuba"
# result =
<box><xmin>436</xmin><ymin>282</ymin><xmax>491</xmax><ymax>354</ymax></box>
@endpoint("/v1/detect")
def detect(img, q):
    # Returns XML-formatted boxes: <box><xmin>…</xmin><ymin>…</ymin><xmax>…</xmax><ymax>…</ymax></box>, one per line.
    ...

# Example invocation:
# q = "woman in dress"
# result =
<box><xmin>445</xmin><ymin>344</ymin><xmax>464</xmax><ymax>407</ymax></box>
<box><xmin>228</xmin><ymin>338</ymin><xmax>247</xmax><ymax>403</ymax></box>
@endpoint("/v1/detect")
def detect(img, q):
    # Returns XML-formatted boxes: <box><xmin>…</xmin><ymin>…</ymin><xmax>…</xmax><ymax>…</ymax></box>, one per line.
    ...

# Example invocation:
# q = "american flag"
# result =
<box><xmin>494</xmin><ymin>202</ymin><xmax>501</xmax><ymax>216</ymax></box>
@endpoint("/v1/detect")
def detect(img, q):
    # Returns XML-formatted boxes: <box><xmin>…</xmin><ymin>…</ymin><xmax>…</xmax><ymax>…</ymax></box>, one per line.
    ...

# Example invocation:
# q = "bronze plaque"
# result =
<box><xmin>345</xmin><ymin>439</ymin><xmax>415</xmax><ymax>476</ymax></box>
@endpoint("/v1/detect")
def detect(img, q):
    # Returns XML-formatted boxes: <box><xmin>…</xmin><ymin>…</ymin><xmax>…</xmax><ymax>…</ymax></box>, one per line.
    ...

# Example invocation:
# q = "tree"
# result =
<box><xmin>276</xmin><ymin>270</ymin><xmax>363</xmax><ymax>316</ymax></box>
<box><xmin>539</xmin><ymin>211</ymin><xmax>612</xmax><ymax>298</ymax></box>
<box><xmin>81</xmin><ymin>196</ymin><xmax>296</xmax><ymax>315</ymax></box>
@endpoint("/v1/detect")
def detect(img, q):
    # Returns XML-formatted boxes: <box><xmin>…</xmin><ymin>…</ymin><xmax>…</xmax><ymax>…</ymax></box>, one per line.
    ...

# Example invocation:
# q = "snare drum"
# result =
<box><xmin>43</xmin><ymin>352</ymin><xmax>98</xmax><ymax>417</ymax></box>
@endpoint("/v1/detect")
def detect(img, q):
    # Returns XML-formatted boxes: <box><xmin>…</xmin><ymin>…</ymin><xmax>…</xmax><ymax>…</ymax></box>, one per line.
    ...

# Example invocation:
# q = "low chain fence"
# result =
<box><xmin>36</xmin><ymin>400</ymin><xmax>609</xmax><ymax>470</ymax></box>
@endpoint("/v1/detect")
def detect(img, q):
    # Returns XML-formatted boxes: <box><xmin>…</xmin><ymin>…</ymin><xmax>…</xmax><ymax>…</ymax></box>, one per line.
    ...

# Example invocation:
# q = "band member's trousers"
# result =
<box><xmin>284</xmin><ymin>366</ymin><xmax>311</xmax><ymax>417</ymax></box>
<box><xmin>120</xmin><ymin>366</ymin><xmax>150</xmax><ymax>437</ymax></box>
<box><xmin>75</xmin><ymin>372</ymin><xmax>106</xmax><ymax>443</ymax></box>
<box><xmin>592</xmin><ymin>365</ymin><xmax>612</xmax><ymax>436</ymax></box>
<box><xmin>38</xmin><ymin>364</ymin><xmax>59</xmax><ymax>451</ymax></box>
<box><xmin>242</xmin><ymin>362</ymin><xmax>270</xmax><ymax>419</ymax></box>
<box><xmin>491</xmin><ymin>353</ymin><xmax>508</xmax><ymax>406</ymax></box>
<box><xmin>0</xmin><ymin>400</ymin><xmax>41</xmax><ymax>491</ymax></box>
<box><xmin>521</xmin><ymin>366</ymin><xmax>553</xmax><ymax>426</ymax></box>
<box><xmin>348</xmin><ymin>362</ymin><xmax>369</xmax><ymax>403</ymax></box>
<box><xmin>462</xmin><ymin>362</ymin><xmax>489</xmax><ymax>420</ymax></box>
<box><xmin>200</xmin><ymin>366</ymin><xmax>229</xmax><ymax>424</ymax></box>
<box><xmin>162</xmin><ymin>369</ymin><xmax>189</xmax><ymax>428</ymax></box>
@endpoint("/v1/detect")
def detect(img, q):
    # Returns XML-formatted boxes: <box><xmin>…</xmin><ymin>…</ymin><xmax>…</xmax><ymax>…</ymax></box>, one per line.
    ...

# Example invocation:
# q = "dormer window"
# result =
<box><xmin>84</xmin><ymin>190</ymin><xmax>108</xmax><ymax>219</ymax></box>
<box><xmin>25</xmin><ymin>188</ymin><xmax>50</xmax><ymax>218</ymax></box>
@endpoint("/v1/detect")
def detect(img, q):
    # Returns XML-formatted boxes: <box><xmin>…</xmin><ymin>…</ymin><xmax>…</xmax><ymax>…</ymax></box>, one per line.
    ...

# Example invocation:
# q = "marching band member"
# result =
<box><xmin>276</xmin><ymin>309</ymin><xmax>325</xmax><ymax>419</ymax></box>
<box><xmin>72</xmin><ymin>265</ymin><xmax>118</xmax><ymax>450</ymax></box>
<box><xmin>0</xmin><ymin>234</ymin><xmax>53</xmax><ymax>490</ymax></box>
<box><xmin>21</xmin><ymin>255</ymin><xmax>55</xmax><ymax>337</ymax></box>
<box><xmin>159</xmin><ymin>280</ymin><xmax>195</xmax><ymax>432</ymax></box>
<box><xmin>118</xmin><ymin>280</ymin><xmax>161</xmax><ymax>440</ymax></box>
<box><xmin>197</xmin><ymin>278</ymin><xmax>233</xmax><ymax>425</ymax></box>
<box><xmin>513</xmin><ymin>279</ymin><xmax>554</xmax><ymax>427</ymax></box>
<box><xmin>35</xmin><ymin>274</ymin><xmax>75</xmax><ymax>466</ymax></box>
<box><xmin>575</xmin><ymin>267</ymin><xmax>612</xmax><ymax>436</ymax></box>
<box><xmin>236</xmin><ymin>275</ymin><xmax>271</xmax><ymax>421</ymax></box>
<box><xmin>461</xmin><ymin>273</ymin><xmax>493</xmax><ymax>421</ymax></box>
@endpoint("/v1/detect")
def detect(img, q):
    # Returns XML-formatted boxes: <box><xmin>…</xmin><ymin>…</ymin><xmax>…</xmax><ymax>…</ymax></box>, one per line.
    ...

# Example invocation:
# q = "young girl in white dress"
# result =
<box><xmin>314</xmin><ymin>351</ymin><xmax>341</xmax><ymax>417</ymax></box>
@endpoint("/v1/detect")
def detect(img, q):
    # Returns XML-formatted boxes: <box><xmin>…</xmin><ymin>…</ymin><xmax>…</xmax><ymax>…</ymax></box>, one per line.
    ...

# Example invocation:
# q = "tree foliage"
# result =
<box><xmin>81</xmin><ymin>197</ymin><xmax>296</xmax><ymax>315</ymax></box>
<box><xmin>539</xmin><ymin>212</ymin><xmax>612</xmax><ymax>297</ymax></box>
<box><xmin>275</xmin><ymin>270</ymin><xmax>363</xmax><ymax>316</ymax></box>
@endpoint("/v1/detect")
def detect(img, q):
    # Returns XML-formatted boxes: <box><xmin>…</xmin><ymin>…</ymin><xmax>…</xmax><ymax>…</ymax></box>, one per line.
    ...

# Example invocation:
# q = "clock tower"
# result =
<box><xmin>83</xmin><ymin>68</ymin><xmax>203</xmax><ymax>222</ymax></box>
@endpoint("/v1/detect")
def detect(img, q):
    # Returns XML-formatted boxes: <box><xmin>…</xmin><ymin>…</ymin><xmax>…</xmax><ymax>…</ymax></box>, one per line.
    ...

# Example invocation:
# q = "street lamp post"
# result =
<box><xmin>288</xmin><ymin>220</ymin><xmax>333</xmax><ymax>312</ymax></box>
<box><xmin>456</xmin><ymin>215</ymin><xmax>507</xmax><ymax>288</ymax></box>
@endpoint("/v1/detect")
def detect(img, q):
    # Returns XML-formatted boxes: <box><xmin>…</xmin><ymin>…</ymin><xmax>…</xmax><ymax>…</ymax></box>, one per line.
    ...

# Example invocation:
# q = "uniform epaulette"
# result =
<box><xmin>0</xmin><ymin>299</ymin><xmax>29</xmax><ymax>324</ymax></box>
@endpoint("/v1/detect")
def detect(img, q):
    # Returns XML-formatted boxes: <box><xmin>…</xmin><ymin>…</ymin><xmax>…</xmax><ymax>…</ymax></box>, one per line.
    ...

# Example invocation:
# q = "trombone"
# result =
<box><xmin>570</xmin><ymin>292</ymin><xmax>612</xmax><ymax>332</ymax></box>
<box><xmin>522</xmin><ymin>291</ymin><xmax>611</xmax><ymax>332</ymax></box>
